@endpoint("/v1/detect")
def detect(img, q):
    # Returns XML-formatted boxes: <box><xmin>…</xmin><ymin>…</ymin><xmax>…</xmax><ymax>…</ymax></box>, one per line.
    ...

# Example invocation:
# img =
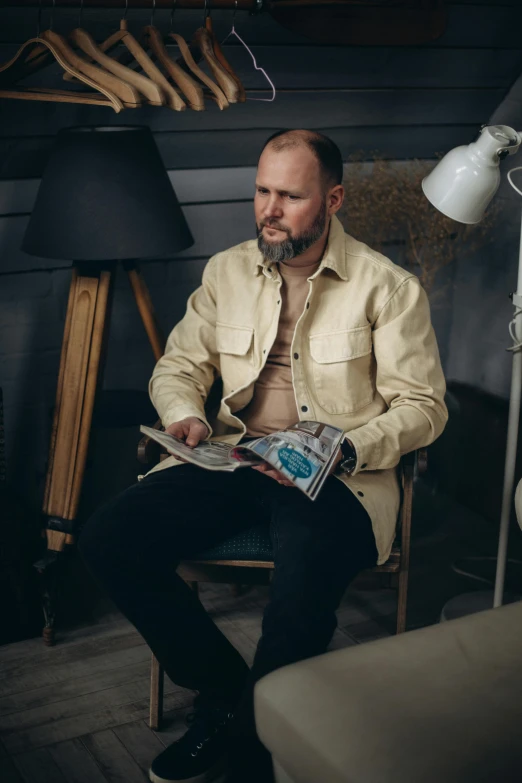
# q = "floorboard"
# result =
<box><xmin>2</xmin><ymin>690</ymin><xmax>190</xmax><ymax>755</ymax></box>
<box><xmin>0</xmin><ymin>753</ymin><xmax>24</xmax><ymax>783</ymax></box>
<box><xmin>0</xmin><ymin>660</ymin><xmax>154</xmax><ymax>718</ymax></box>
<box><xmin>112</xmin><ymin>722</ymin><xmax>166</xmax><ymax>775</ymax></box>
<box><xmin>0</xmin><ymin>620</ymin><xmax>133</xmax><ymax>667</ymax></box>
<box><xmin>47</xmin><ymin>738</ymin><xmax>108</xmax><ymax>783</ymax></box>
<box><xmin>0</xmin><ymin>630</ymin><xmax>145</xmax><ymax>680</ymax></box>
<box><xmin>0</xmin><ymin>641</ymin><xmax>151</xmax><ymax>701</ymax></box>
<box><xmin>80</xmin><ymin>730</ymin><xmax>148</xmax><ymax>783</ymax></box>
<box><xmin>12</xmin><ymin>748</ymin><xmax>67</xmax><ymax>783</ymax></box>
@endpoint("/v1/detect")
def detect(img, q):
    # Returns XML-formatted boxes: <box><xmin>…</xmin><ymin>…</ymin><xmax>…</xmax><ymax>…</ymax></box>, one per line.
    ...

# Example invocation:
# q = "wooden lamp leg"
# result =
<box><xmin>37</xmin><ymin>262</ymin><xmax>115</xmax><ymax>644</ymax></box>
<box><xmin>124</xmin><ymin>260</ymin><xmax>165</xmax><ymax>362</ymax></box>
<box><xmin>37</xmin><ymin>260</ymin><xmax>162</xmax><ymax>645</ymax></box>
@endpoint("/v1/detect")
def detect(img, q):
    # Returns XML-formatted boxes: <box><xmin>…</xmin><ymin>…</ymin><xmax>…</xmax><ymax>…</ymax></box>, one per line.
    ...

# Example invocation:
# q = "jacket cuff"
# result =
<box><xmin>343</xmin><ymin>432</ymin><xmax>373</xmax><ymax>476</ymax></box>
<box><xmin>161</xmin><ymin>405</ymin><xmax>213</xmax><ymax>439</ymax></box>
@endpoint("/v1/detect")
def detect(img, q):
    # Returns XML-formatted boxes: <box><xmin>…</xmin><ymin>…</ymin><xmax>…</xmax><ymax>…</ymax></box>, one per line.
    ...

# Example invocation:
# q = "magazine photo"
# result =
<box><xmin>139</xmin><ymin>420</ymin><xmax>345</xmax><ymax>501</ymax></box>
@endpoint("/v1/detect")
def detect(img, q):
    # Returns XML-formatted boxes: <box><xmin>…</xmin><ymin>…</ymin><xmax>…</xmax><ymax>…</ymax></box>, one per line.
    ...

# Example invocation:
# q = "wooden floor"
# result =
<box><xmin>1</xmin><ymin>483</ymin><xmax>521</xmax><ymax>783</ymax></box>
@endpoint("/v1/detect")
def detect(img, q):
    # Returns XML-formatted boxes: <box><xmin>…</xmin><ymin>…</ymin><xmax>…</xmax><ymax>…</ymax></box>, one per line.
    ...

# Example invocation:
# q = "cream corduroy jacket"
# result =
<box><xmin>147</xmin><ymin>215</ymin><xmax>448</xmax><ymax>565</ymax></box>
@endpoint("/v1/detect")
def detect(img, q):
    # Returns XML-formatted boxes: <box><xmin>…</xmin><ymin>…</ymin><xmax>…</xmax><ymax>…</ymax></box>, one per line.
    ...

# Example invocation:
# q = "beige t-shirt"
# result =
<box><xmin>237</xmin><ymin>258</ymin><xmax>320</xmax><ymax>437</ymax></box>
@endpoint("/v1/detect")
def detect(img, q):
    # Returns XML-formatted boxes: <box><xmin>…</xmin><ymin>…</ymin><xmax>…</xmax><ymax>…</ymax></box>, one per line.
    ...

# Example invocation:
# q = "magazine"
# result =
<box><xmin>139</xmin><ymin>420</ymin><xmax>345</xmax><ymax>501</ymax></box>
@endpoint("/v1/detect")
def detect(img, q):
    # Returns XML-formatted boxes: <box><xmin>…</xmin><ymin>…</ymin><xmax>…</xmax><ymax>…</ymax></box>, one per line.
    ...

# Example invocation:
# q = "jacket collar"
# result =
<box><xmin>254</xmin><ymin>214</ymin><xmax>349</xmax><ymax>281</ymax></box>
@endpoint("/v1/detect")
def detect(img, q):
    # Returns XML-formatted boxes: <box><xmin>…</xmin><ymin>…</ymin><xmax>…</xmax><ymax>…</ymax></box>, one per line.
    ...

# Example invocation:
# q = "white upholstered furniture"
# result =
<box><xmin>254</xmin><ymin>599</ymin><xmax>522</xmax><ymax>783</ymax></box>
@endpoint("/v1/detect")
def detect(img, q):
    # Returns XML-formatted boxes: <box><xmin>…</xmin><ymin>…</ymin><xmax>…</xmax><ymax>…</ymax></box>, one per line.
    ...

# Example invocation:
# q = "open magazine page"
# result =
<box><xmin>239</xmin><ymin>421</ymin><xmax>345</xmax><ymax>500</ymax></box>
<box><xmin>139</xmin><ymin>426</ymin><xmax>263</xmax><ymax>471</ymax></box>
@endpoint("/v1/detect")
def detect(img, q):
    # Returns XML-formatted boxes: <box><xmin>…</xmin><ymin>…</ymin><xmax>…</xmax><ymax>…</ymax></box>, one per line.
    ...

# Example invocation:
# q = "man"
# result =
<box><xmin>79</xmin><ymin>129</ymin><xmax>448</xmax><ymax>783</ymax></box>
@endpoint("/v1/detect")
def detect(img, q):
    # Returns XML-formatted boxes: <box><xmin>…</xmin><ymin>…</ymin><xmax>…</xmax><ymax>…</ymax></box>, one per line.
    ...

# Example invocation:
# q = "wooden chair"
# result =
<box><xmin>137</xmin><ymin>427</ymin><xmax>427</xmax><ymax>731</ymax></box>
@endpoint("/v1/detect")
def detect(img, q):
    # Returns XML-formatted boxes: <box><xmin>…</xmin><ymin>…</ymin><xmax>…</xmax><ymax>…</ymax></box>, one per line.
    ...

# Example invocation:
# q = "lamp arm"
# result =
<box><xmin>494</xmin><ymin>198</ymin><xmax>522</xmax><ymax>606</ymax></box>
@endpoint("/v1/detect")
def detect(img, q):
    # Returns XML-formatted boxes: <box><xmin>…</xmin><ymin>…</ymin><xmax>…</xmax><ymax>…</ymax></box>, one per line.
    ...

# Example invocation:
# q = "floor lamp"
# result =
<box><xmin>422</xmin><ymin>123</ymin><xmax>522</xmax><ymax>615</ymax></box>
<box><xmin>21</xmin><ymin>125</ymin><xmax>194</xmax><ymax>643</ymax></box>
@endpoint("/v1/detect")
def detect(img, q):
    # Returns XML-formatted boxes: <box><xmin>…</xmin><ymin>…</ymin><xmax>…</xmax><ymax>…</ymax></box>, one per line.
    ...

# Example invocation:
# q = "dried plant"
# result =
<box><xmin>338</xmin><ymin>152</ymin><xmax>500</xmax><ymax>302</ymax></box>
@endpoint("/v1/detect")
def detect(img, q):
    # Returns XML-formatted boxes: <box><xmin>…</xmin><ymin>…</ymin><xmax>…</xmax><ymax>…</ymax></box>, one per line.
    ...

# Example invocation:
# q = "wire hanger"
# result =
<box><xmin>141</xmin><ymin>0</ymin><xmax>204</xmax><ymax>110</ymax></box>
<box><xmin>221</xmin><ymin>1</ymin><xmax>276</xmax><ymax>102</ymax></box>
<box><xmin>0</xmin><ymin>0</ymin><xmax>124</xmax><ymax>111</ymax></box>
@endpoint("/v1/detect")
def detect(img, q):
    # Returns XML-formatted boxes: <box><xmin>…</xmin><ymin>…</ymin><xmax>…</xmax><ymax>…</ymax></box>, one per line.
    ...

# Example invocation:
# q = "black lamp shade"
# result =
<box><xmin>22</xmin><ymin>125</ymin><xmax>194</xmax><ymax>262</ymax></box>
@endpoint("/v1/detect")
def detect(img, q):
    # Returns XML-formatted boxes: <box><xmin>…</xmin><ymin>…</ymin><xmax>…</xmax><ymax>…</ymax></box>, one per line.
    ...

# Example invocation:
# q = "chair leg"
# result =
<box><xmin>396</xmin><ymin>569</ymin><xmax>409</xmax><ymax>634</ymax></box>
<box><xmin>150</xmin><ymin>652</ymin><xmax>164</xmax><ymax>731</ymax></box>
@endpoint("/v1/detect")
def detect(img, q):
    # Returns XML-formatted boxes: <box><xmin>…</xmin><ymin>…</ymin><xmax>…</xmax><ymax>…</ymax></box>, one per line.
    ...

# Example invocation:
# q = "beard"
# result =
<box><xmin>256</xmin><ymin>199</ymin><xmax>328</xmax><ymax>263</ymax></box>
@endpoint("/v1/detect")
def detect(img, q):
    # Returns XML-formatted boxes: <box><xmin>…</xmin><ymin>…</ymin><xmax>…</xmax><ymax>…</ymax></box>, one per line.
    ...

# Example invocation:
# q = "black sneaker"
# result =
<box><xmin>149</xmin><ymin>705</ymin><xmax>234</xmax><ymax>783</ymax></box>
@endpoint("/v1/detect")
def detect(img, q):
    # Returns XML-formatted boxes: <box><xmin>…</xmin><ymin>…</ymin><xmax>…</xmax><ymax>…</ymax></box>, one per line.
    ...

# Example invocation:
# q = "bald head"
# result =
<box><xmin>261</xmin><ymin>129</ymin><xmax>343</xmax><ymax>191</ymax></box>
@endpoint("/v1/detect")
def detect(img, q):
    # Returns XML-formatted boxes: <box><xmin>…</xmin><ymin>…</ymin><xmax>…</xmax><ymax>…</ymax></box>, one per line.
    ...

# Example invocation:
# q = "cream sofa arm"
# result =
<box><xmin>254</xmin><ymin>600</ymin><xmax>522</xmax><ymax>783</ymax></box>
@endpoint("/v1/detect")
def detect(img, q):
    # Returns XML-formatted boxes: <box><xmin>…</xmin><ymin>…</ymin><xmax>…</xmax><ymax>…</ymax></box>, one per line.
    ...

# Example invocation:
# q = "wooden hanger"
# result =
<box><xmin>142</xmin><ymin>24</ymin><xmax>205</xmax><ymax>111</ymax></box>
<box><xmin>62</xmin><ymin>22</ymin><xmax>128</xmax><ymax>78</ymax></box>
<box><xmin>107</xmin><ymin>20</ymin><xmax>186</xmax><ymax>111</ymax></box>
<box><xmin>190</xmin><ymin>26</ymin><xmax>241</xmax><ymax>104</ymax></box>
<box><xmin>63</xmin><ymin>1</ymin><xmax>184</xmax><ymax>112</ymax></box>
<box><xmin>41</xmin><ymin>28</ymin><xmax>142</xmax><ymax>108</ymax></box>
<box><xmin>0</xmin><ymin>36</ymin><xmax>124</xmax><ymax>111</ymax></box>
<box><xmin>204</xmin><ymin>14</ymin><xmax>246</xmax><ymax>103</ymax></box>
<box><xmin>68</xmin><ymin>28</ymin><xmax>169</xmax><ymax>107</ymax></box>
<box><xmin>62</xmin><ymin>0</ymin><xmax>135</xmax><ymax>78</ymax></box>
<box><xmin>171</xmin><ymin>31</ymin><xmax>229</xmax><ymax>110</ymax></box>
<box><xmin>67</xmin><ymin>19</ymin><xmax>185</xmax><ymax>112</ymax></box>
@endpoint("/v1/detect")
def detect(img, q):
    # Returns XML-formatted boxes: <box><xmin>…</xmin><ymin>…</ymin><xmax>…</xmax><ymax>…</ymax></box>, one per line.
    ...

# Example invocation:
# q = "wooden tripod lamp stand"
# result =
<box><xmin>21</xmin><ymin>126</ymin><xmax>194</xmax><ymax>642</ymax></box>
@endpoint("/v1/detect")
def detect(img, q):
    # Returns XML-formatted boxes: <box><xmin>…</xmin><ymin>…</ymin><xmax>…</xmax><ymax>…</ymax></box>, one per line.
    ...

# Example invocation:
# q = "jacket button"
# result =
<box><xmin>263</xmin><ymin>349</ymin><xmax>266</xmax><ymax>353</ymax></box>
<box><xmin>357</xmin><ymin>491</ymin><xmax>364</xmax><ymax>497</ymax></box>
<box><xmin>293</xmin><ymin>352</ymin><xmax>299</xmax><ymax>359</ymax></box>
<box><xmin>306</xmin><ymin>302</ymin><xmax>310</xmax><ymax>309</ymax></box>
<box><xmin>361</xmin><ymin>463</ymin><xmax>367</xmax><ymax>469</ymax></box>
<box><xmin>301</xmin><ymin>405</ymin><xmax>308</xmax><ymax>412</ymax></box>
<box><xmin>277</xmin><ymin>300</ymin><xmax>280</xmax><ymax>304</ymax></box>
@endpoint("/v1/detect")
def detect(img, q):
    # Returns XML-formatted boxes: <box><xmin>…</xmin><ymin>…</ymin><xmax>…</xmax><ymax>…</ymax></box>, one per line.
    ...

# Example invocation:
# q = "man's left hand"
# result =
<box><xmin>251</xmin><ymin>447</ymin><xmax>343</xmax><ymax>486</ymax></box>
<box><xmin>251</xmin><ymin>462</ymin><xmax>295</xmax><ymax>486</ymax></box>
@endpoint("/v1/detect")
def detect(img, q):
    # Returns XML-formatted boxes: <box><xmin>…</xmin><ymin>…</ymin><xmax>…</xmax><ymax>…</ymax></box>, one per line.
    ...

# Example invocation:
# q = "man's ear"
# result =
<box><xmin>328</xmin><ymin>184</ymin><xmax>344</xmax><ymax>215</ymax></box>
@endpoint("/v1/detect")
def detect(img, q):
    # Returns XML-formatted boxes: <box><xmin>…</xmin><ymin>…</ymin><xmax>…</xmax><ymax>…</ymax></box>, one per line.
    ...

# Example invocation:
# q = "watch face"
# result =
<box><xmin>340</xmin><ymin>457</ymin><xmax>356</xmax><ymax>473</ymax></box>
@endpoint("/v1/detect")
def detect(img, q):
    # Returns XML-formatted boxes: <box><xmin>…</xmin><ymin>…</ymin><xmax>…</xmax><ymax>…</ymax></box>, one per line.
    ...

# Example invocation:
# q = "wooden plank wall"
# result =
<box><xmin>1</xmin><ymin>3</ymin><xmax>522</xmax><ymax>174</ymax></box>
<box><xmin>0</xmin><ymin>0</ymin><xmax>521</xmax><ymax>506</ymax></box>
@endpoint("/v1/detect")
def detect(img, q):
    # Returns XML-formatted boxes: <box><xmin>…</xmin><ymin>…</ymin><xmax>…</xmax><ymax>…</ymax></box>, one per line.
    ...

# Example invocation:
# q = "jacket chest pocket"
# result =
<box><xmin>216</xmin><ymin>322</ymin><xmax>255</xmax><ymax>389</ymax></box>
<box><xmin>309</xmin><ymin>326</ymin><xmax>374</xmax><ymax>414</ymax></box>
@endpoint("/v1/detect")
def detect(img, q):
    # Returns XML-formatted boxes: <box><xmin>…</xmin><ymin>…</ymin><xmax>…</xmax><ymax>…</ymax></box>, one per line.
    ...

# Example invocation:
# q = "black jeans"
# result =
<box><xmin>78</xmin><ymin>455</ymin><xmax>377</xmax><ymax>780</ymax></box>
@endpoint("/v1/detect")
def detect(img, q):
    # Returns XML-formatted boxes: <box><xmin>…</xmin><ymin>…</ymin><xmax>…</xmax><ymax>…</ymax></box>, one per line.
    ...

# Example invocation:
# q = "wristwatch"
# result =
<box><xmin>337</xmin><ymin>437</ymin><xmax>357</xmax><ymax>475</ymax></box>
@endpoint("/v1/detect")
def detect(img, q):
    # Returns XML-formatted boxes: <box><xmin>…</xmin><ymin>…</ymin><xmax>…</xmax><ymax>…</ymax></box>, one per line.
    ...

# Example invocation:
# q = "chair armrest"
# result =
<box><xmin>402</xmin><ymin>448</ymin><xmax>428</xmax><ymax>474</ymax></box>
<box><xmin>418</xmin><ymin>447</ymin><xmax>428</xmax><ymax>475</ymax></box>
<box><xmin>137</xmin><ymin>418</ymin><xmax>164</xmax><ymax>465</ymax></box>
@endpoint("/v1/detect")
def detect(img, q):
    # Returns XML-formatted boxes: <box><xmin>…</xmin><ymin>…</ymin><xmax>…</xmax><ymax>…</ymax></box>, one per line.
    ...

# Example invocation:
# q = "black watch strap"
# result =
<box><xmin>340</xmin><ymin>437</ymin><xmax>356</xmax><ymax>460</ymax></box>
<box><xmin>338</xmin><ymin>437</ymin><xmax>357</xmax><ymax>474</ymax></box>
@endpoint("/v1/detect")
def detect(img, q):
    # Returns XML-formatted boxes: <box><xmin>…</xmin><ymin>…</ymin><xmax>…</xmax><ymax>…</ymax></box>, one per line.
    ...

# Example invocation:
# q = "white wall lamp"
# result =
<box><xmin>422</xmin><ymin>124</ymin><xmax>522</xmax><ymax>615</ymax></box>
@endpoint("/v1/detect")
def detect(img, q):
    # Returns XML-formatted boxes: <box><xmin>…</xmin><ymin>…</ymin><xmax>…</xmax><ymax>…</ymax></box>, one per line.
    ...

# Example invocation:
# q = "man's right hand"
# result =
<box><xmin>166</xmin><ymin>417</ymin><xmax>209</xmax><ymax>449</ymax></box>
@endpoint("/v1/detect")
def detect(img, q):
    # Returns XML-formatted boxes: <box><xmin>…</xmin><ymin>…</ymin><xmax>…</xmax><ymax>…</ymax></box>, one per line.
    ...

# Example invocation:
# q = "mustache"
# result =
<box><xmin>259</xmin><ymin>221</ymin><xmax>289</xmax><ymax>233</ymax></box>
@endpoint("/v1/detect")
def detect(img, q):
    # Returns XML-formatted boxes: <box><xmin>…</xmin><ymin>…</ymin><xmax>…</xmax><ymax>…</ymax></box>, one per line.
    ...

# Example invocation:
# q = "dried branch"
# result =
<box><xmin>338</xmin><ymin>152</ymin><xmax>500</xmax><ymax>297</ymax></box>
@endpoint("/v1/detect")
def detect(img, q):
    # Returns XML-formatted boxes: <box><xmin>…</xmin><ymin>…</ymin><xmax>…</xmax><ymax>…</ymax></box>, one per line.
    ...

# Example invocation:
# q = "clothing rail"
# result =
<box><xmin>1</xmin><ymin>0</ymin><xmax>263</xmax><ymax>8</ymax></box>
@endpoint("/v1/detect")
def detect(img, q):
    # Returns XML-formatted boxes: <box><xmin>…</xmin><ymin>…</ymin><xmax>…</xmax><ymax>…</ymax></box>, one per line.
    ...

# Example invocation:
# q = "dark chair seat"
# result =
<box><xmin>196</xmin><ymin>523</ymin><xmax>273</xmax><ymax>561</ymax></box>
